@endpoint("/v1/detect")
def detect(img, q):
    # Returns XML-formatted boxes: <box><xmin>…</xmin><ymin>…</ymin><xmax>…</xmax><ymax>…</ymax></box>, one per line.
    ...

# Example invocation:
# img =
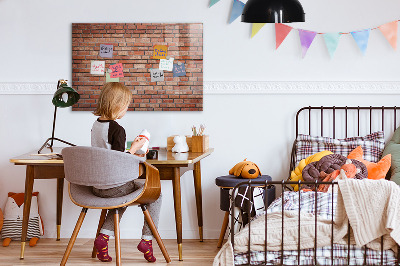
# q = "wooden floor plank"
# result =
<box><xmin>0</xmin><ymin>239</ymin><xmax>221</xmax><ymax>265</ymax></box>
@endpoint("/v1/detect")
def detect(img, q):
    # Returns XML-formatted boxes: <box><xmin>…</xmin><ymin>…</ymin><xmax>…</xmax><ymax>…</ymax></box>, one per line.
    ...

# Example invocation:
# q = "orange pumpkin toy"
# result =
<box><xmin>229</xmin><ymin>159</ymin><xmax>261</xmax><ymax>179</ymax></box>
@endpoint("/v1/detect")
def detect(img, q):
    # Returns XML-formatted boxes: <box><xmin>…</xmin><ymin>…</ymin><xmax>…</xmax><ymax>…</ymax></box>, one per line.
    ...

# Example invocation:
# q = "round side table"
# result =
<box><xmin>215</xmin><ymin>175</ymin><xmax>275</xmax><ymax>248</ymax></box>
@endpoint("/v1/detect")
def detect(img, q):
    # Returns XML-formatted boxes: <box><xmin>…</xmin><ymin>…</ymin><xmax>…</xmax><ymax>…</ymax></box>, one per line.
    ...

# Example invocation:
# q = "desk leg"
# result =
<box><xmin>56</xmin><ymin>178</ymin><xmax>64</xmax><ymax>241</ymax></box>
<box><xmin>172</xmin><ymin>167</ymin><xmax>183</xmax><ymax>261</ymax></box>
<box><xmin>20</xmin><ymin>165</ymin><xmax>35</xmax><ymax>259</ymax></box>
<box><xmin>193</xmin><ymin>161</ymin><xmax>203</xmax><ymax>242</ymax></box>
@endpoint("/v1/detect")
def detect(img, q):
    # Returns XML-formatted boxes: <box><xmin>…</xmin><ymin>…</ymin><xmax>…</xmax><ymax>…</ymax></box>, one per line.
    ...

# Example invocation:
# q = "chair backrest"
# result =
<box><xmin>62</xmin><ymin>146</ymin><xmax>145</xmax><ymax>188</ymax></box>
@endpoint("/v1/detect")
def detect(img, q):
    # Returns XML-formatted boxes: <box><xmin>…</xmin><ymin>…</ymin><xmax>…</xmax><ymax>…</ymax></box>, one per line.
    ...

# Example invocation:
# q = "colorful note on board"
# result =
<box><xmin>209</xmin><ymin>0</ymin><xmax>220</xmax><ymax>7</ymax></box>
<box><xmin>106</xmin><ymin>72</ymin><xmax>119</xmax><ymax>82</ymax></box>
<box><xmin>110</xmin><ymin>63</ymin><xmax>124</xmax><ymax>78</ymax></box>
<box><xmin>173</xmin><ymin>63</ymin><xmax>186</xmax><ymax>77</ymax></box>
<box><xmin>159</xmin><ymin>58</ymin><xmax>174</xmax><ymax>71</ymax></box>
<box><xmin>91</xmin><ymin>61</ymin><xmax>105</xmax><ymax>75</ymax></box>
<box><xmin>153</xmin><ymin>45</ymin><xmax>168</xmax><ymax>59</ymax></box>
<box><xmin>99</xmin><ymin>44</ymin><xmax>113</xmax><ymax>58</ymax></box>
<box><xmin>150</xmin><ymin>69</ymin><xmax>164</xmax><ymax>82</ymax></box>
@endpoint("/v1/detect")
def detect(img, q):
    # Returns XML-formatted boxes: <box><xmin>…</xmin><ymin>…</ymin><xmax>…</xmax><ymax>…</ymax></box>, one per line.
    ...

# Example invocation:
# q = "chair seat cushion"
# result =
<box><xmin>69</xmin><ymin>180</ymin><xmax>145</xmax><ymax>208</ymax></box>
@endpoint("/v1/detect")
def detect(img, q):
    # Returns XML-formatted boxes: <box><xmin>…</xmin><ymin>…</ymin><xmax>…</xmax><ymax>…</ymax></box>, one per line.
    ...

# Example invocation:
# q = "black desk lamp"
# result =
<box><xmin>241</xmin><ymin>0</ymin><xmax>305</xmax><ymax>23</ymax></box>
<box><xmin>38</xmin><ymin>79</ymin><xmax>80</xmax><ymax>154</ymax></box>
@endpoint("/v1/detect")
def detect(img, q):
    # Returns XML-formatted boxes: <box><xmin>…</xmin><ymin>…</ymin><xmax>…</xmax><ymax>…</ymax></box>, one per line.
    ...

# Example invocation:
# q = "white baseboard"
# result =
<box><xmin>1</xmin><ymin>81</ymin><xmax>400</xmax><ymax>95</ymax></box>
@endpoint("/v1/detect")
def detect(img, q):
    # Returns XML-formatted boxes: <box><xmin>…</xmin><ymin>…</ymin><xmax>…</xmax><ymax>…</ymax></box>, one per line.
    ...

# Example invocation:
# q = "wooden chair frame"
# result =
<box><xmin>60</xmin><ymin>162</ymin><xmax>171</xmax><ymax>265</ymax></box>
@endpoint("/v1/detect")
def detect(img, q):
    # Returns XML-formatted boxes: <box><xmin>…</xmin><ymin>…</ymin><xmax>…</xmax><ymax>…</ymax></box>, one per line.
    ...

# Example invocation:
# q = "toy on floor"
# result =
<box><xmin>1</xmin><ymin>192</ymin><xmax>44</xmax><ymax>247</ymax></box>
<box><xmin>229</xmin><ymin>159</ymin><xmax>261</xmax><ymax>179</ymax></box>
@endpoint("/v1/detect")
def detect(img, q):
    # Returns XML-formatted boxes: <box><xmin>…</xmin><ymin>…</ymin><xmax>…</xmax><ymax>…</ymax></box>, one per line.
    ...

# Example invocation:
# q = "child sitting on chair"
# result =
<box><xmin>91</xmin><ymin>82</ymin><xmax>162</xmax><ymax>263</ymax></box>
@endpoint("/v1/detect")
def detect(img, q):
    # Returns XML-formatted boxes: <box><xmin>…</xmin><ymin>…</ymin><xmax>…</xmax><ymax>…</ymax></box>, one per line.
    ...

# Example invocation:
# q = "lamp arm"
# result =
<box><xmin>50</xmin><ymin>105</ymin><xmax>57</xmax><ymax>148</ymax></box>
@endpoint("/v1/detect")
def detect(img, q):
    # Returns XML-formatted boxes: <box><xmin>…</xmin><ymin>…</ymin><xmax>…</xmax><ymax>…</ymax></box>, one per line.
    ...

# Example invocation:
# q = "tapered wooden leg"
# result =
<box><xmin>141</xmin><ymin>206</ymin><xmax>171</xmax><ymax>263</ymax></box>
<box><xmin>92</xmin><ymin>209</ymin><xmax>108</xmax><ymax>258</ymax></box>
<box><xmin>114</xmin><ymin>210</ymin><xmax>121</xmax><ymax>266</ymax></box>
<box><xmin>56</xmin><ymin>178</ymin><xmax>64</xmax><ymax>241</ymax></box>
<box><xmin>193</xmin><ymin>161</ymin><xmax>203</xmax><ymax>242</ymax></box>
<box><xmin>217</xmin><ymin>211</ymin><xmax>230</xmax><ymax>248</ymax></box>
<box><xmin>60</xmin><ymin>208</ymin><xmax>87</xmax><ymax>266</ymax></box>
<box><xmin>172</xmin><ymin>167</ymin><xmax>183</xmax><ymax>261</ymax></box>
<box><xmin>20</xmin><ymin>165</ymin><xmax>35</xmax><ymax>259</ymax></box>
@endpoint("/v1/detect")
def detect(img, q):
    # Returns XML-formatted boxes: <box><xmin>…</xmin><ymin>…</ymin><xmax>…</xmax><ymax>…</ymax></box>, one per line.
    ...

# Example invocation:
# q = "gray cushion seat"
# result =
<box><xmin>69</xmin><ymin>180</ymin><xmax>145</xmax><ymax>208</ymax></box>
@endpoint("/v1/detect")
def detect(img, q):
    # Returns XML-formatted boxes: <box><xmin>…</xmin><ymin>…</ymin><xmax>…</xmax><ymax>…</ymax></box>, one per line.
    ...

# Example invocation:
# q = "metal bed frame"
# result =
<box><xmin>230</xmin><ymin>106</ymin><xmax>400</xmax><ymax>266</ymax></box>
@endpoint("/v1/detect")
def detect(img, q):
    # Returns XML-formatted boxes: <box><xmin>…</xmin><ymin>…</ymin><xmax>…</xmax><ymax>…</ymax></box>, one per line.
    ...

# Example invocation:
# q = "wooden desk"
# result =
<box><xmin>10</xmin><ymin>147</ymin><xmax>213</xmax><ymax>261</ymax></box>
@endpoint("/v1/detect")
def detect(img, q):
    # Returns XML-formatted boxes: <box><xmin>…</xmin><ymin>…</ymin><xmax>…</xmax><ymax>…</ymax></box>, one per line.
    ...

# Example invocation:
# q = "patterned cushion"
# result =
<box><xmin>295</xmin><ymin>131</ymin><xmax>385</xmax><ymax>166</ymax></box>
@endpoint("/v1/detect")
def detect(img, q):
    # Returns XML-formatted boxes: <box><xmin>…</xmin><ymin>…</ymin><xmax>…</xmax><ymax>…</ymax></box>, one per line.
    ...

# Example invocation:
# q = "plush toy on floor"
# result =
<box><xmin>229</xmin><ymin>159</ymin><xmax>261</xmax><ymax>179</ymax></box>
<box><xmin>1</xmin><ymin>192</ymin><xmax>44</xmax><ymax>247</ymax></box>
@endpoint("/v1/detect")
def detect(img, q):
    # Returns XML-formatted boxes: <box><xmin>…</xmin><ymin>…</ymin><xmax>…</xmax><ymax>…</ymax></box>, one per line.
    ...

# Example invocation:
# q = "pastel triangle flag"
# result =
<box><xmin>323</xmin><ymin>33</ymin><xmax>341</xmax><ymax>58</ymax></box>
<box><xmin>351</xmin><ymin>29</ymin><xmax>370</xmax><ymax>55</ymax></box>
<box><xmin>251</xmin><ymin>23</ymin><xmax>266</xmax><ymax>38</ymax></box>
<box><xmin>229</xmin><ymin>0</ymin><xmax>245</xmax><ymax>24</ymax></box>
<box><xmin>209</xmin><ymin>0</ymin><xmax>220</xmax><ymax>7</ymax></box>
<box><xmin>275</xmin><ymin>23</ymin><xmax>293</xmax><ymax>49</ymax></box>
<box><xmin>298</xmin><ymin>29</ymin><xmax>317</xmax><ymax>58</ymax></box>
<box><xmin>378</xmin><ymin>21</ymin><xmax>398</xmax><ymax>50</ymax></box>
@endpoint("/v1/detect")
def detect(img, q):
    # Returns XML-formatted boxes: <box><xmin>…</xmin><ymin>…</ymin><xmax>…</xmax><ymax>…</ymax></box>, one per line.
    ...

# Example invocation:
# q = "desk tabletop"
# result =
<box><xmin>10</xmin><ymin>147</ymin><xmax>214</xmax><ymax>166</ymax></box>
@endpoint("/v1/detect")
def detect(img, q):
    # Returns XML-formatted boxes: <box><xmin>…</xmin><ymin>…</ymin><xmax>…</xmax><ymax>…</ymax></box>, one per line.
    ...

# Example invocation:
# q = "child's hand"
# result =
<box><xmin>134</xmin><ymin>148</ymin><xmax>149</xmax><ymax>157</ymax></box>
<box><xmin>128</xmin><ymin>137</ymin><xmax>147</xmax><ymax>155</ymax></box>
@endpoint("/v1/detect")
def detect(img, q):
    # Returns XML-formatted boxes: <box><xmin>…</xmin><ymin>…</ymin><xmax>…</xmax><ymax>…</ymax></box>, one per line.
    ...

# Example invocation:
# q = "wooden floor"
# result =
<box><xmin>0</xmin><ymin>239</ymin><xmax>221</xmax><ymax>265</ymax></box>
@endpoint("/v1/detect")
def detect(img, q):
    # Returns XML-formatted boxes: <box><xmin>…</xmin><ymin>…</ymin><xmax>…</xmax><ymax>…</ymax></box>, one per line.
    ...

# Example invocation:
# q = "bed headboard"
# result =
<box><xmin>290</xmin><ymin>106</ymin><xmax>400</xmax><ymax>178</ymax></box>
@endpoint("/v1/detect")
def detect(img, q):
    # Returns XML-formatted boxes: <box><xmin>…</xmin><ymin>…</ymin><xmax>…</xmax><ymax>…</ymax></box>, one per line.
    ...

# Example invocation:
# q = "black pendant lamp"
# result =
<box><xmin>242</xmin><ymin>0</ymin><xmax>305</xmax><ymax>23</ymax></box>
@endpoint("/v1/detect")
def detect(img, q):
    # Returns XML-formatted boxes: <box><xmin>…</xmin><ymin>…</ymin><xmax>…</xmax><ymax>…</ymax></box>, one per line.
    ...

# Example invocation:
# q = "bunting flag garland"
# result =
<box><xmin>351</xmin><ymin>29</ymin><xmax>370</xmax><ymax>55</ymax></box>
<box><xmin>207</xmin><ymin>5</ymin><xmax>400</xmax><ymax>57</ymax></box>
<box><xmin>378</xmin><ymin>21</ymin><xmax>398</xmax><ymax>50</ymax></box>
<box><xmin>229</xmin><ymin>0</ymin><xmax>245</xmax><ymax>24</ymax></box>
<box><xmin>275</xmin><ymin>23</ymin><xmax>293</xmax><ymax>49</ymax></box>
<box><xmin>298</xmin><ymin>29</ymin><xmax>317</xmax><ymax>58</ymax></box>
<box><xmin>251</xmin><ymin>23</ymin><xmax>266</xmax><ymax>38</ymax></box>
<box><xmin>323</xmin><ymin>33</ymin><xmax>341</xmax><ymax>58</ymax></box>
<box><xmin>209</xmin><ymin>0</ymin><xmax>220</xmax><ymax>7</ymax></box>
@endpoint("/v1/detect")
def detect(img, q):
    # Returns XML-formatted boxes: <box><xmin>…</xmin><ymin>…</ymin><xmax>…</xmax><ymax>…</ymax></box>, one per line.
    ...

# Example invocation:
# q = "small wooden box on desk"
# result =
<box><xmin>191</xmin><ymin>135</ymin><xmax>209</xmax><ymax>152</ymax></box>
<box><xmin>167</xmin><ymin>135</ymin><xmax>209</xmax><ymax>152</ymax></box>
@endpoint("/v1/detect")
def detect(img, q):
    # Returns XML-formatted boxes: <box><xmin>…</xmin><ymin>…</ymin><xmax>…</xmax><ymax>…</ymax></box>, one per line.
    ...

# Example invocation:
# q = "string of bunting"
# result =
<box><xmin>210</xmin><ymin>0</ymin><xmax>399</xmax><ymax>58</ymax></box>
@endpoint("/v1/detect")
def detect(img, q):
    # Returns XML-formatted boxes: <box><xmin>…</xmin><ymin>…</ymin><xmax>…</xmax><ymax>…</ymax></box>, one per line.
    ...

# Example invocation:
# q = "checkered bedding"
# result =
<box><xmin>234</xmin><ymin>191</ymin><xmax>398</xmax><ymax>265</ymax></box>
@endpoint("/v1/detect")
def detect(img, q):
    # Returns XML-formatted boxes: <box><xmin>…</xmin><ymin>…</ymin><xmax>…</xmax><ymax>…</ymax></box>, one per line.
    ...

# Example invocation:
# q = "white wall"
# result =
<box><xmin>1</xmin><ymin>0</ymin><xmax>400</xmax><ymax>239</ymax></box>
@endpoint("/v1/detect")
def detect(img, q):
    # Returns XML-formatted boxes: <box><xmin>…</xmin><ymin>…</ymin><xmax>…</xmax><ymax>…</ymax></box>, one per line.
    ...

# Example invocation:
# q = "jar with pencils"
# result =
<box><xmin>191</xmin><ymin>124</ymin><xmax>209</xmax><ymax>153</ymax></box>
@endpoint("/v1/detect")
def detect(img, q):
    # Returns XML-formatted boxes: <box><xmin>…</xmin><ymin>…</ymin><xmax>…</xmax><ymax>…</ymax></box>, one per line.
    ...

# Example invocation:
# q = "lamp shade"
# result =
<box><xmin>241</xmin><ymin>0</ymin><xmax>305</xmax><ymax>23</ymax></box>
<box><xmin>52</xmin><ymin>84</ymin><xmax>80</xmax><ymax>108</ymax></box>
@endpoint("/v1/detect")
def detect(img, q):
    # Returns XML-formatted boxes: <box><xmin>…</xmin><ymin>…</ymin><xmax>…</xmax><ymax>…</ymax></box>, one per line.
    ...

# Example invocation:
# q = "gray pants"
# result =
<box><xmin>92</xmin><ymin>180</ymin><xmax>162</xmax><ymax>240</ymax></box>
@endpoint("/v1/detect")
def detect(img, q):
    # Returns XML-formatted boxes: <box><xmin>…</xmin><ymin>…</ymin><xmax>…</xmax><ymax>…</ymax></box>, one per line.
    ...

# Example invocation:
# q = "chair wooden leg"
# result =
<box><xmin>217</xmin><ymin>211</ymin><xmax>230</xmax><ymax>248</ymax></box>
<box><xmin>114</xmin><ymin>210</ymin><xmax>121</xmax><ymax>266</ymax></box>
<box><xmin>141</xmin><ymin>205</ymin><xmax>171</xmax><ymax>263</ymax></box>
<box><xmin>91</xmin><ymin>209</ymin><xmax>108</xmax><ymax>258</ymax></box>
<box><xmin>60</xmin><ymin>208</ymin><xmax>88</xmax><ymax>266</ymax></box>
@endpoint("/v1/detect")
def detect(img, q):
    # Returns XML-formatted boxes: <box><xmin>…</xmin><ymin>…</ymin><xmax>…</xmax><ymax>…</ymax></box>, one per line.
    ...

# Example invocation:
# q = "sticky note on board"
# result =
<box><xmin>91</xmin><ymin>61</ymin><xmax>105</xmax><ymax>75</ymax></box>
<box><xmin>150</xmin><ymin>69</ymin><xmax>164</xmax><ymax>82</ymax></box>
<box><xmin>99</xmin><ymin>44</ymin><xmax>113</xmax><ymax>58</ymax></box>
<box><xmin>153</xmin><ymin>45</ymin><xmax>168</xmax><ymax>59</ymax></box>
<box><xmin>106</xmin><ymin>72</ymin><xmax>119</xmax><ymax>82</ymax></box>
<box><xmin>173</xmin><ymin>63</ymin><xmax>186</xmax><ymax>77</ymax></box>
<box><xmin>110</xmin><ymin>63</ymin><xmax>124</xmax><ymax>78</ymax></box>
<box><xmin>159</xmin><ymin>58</ymin><xmax>174</xmax><ymax>71</ymax></box>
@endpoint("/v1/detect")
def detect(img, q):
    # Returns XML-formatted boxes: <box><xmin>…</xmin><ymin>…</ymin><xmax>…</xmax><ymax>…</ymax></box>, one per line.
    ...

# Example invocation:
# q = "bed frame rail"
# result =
<box><xmin>231</xmin><ymin>180</ymin><xmax>400</xmax><ymax>266</ymax></box>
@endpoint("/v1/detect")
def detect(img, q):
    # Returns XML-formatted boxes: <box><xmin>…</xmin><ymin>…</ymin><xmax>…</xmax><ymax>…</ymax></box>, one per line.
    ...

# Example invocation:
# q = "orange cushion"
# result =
<box><xmin>347</xmin><ymin>146</ymin><xmax>391</xmax><ymax>180</ymax></box>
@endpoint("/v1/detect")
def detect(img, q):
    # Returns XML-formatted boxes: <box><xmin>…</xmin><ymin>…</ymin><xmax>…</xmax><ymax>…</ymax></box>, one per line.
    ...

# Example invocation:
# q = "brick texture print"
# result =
<box><xmin>72</xmin><ymin>23</ymin><xmax>203</xmax><ymax>111</ymax></box>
